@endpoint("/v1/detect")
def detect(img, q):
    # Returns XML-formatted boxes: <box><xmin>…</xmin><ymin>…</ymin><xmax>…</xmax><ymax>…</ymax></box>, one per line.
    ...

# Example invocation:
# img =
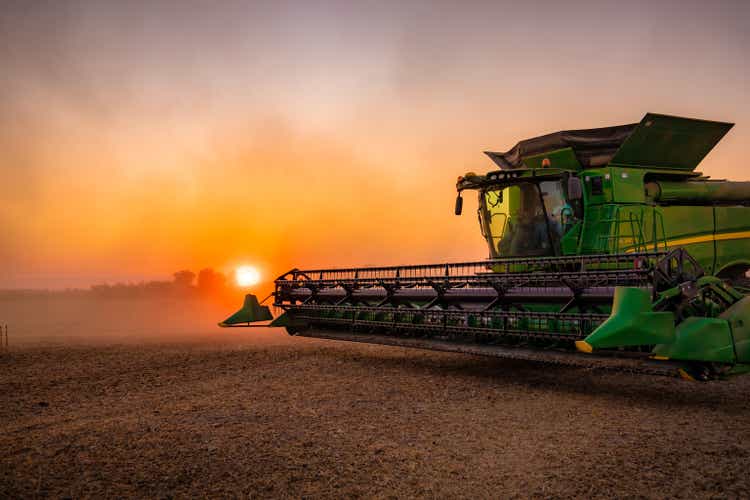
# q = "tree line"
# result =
<box><xmin>0</xmin><ymin>268</ymin><xmax>234</xmax><ymax>299</ymax></box>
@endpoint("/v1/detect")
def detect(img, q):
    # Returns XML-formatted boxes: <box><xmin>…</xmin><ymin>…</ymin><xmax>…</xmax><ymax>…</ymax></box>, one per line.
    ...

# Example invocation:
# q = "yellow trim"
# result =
<box><xmin>651</xmin><ymin>355</ymin><xmax>670</xmax><ymax>361</ymax></box>
<box><xmin>665</xmin><ymin>230</ymin><xmax>750</xmax><ymax>248</ymax></box>
<box><xmin>678</xmin><ymin>368</ymin><xmax>696</xmax><ymax>381</ymax></box>
<box><xmin>575</xmin><ymin>340</ymin><xmax>593</xmax><ymax>353</ymax></box>
<box><xmin>625</xmin><ymin>230</ymin><xmax>750</xmax><ymax>253</ymax></box>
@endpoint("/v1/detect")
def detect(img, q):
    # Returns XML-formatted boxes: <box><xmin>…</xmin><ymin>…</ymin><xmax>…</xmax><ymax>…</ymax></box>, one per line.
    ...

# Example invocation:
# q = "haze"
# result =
<box><xmin>1</xmin><ymin>0</ymin><xmax>748</xmax><ymax>290</ymax></box>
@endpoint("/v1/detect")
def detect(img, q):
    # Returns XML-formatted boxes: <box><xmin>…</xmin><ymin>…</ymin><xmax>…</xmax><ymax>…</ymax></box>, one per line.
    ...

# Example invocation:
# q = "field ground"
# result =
<box><xmin>1</xmin><ymin>297</ymin><xmax>750</xmax><ymax>498</ymax></box>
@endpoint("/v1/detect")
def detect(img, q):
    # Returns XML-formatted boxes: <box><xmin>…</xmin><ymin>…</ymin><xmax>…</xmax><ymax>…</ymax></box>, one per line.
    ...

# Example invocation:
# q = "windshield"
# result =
<box><xmin>480</xmin><ymin>180</ymin><xmax>570</xmax><ymax>258</ymax></box>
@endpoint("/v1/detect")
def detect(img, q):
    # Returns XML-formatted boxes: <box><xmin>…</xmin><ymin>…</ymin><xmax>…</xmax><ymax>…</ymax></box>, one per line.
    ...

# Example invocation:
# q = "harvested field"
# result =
<box><xmin>1</xmin><ymin>298</ymin><xmax>750</xmax><ymax>498</ymax></box>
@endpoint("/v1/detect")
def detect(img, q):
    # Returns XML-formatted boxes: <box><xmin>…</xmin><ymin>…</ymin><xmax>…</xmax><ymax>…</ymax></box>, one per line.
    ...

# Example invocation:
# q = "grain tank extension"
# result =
<box><xmin>221</xmin><ymin>113</ymin><xmax>750</xmax><ymax>381</ymax></box>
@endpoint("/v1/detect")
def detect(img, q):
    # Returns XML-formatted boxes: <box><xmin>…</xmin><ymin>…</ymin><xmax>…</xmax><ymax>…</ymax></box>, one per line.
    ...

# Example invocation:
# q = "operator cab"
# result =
<box><xmin>479</xmin><ymin>177</ymin><xmax>581</xmax><ymax>258</ymax></box>
<box><xmin>456</xmin><ymin>118</ymin><xmax>638</xmax><ymax>259</ymax></box>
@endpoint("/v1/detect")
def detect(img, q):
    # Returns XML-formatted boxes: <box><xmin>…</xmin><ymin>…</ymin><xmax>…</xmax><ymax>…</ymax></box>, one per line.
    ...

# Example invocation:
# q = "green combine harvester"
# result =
<box><xmin>221</xmin><ymin>113</ymin><xmax>750</xmax><ymax>381</ymax></box>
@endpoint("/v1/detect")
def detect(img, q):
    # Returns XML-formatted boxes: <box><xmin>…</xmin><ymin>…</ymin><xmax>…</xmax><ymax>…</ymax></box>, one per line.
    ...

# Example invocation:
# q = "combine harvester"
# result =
<box><xmin>221</xmin><ymin>113</ymin><xmax>750</xmax><ymax>381</ymax></box>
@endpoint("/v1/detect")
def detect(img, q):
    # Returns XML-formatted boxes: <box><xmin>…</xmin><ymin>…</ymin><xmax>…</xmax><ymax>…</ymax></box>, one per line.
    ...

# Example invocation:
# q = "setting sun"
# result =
<box><xmin>235</xmin><ymin>266</ymin><xmax>261</xmax><ymax>287</ymax></box>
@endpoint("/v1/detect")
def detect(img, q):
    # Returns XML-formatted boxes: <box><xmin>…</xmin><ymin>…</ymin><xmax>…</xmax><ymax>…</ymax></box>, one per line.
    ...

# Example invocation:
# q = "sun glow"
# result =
<box><xmin>235</xmin><ymin>265</ymin><xmax>261</xmax><ymax>287</ymax></box>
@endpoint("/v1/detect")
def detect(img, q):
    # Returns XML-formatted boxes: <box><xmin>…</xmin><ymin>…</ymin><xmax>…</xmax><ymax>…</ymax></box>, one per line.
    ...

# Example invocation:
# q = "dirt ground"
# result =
<box><xmin>2</xmin><ymin>298</ymin><xmax>750</xmax><ymax>498</ymax></box>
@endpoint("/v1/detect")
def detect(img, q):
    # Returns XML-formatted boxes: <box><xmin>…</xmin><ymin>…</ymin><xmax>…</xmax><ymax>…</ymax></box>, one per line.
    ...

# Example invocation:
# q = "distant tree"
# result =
<box><xmin>83</xmin><ymin>268</ymin><xmax>234</xmax><ymax>300</ymax></box>
<box><xmin>197</xmin><ymin>268</ymin><xmax>227</xmax><ymax>294</ymax></box>
<box><xmin>91</xmin><ymin>284</ymin><xmax>111</xmax><ymax>296</ymax></box>
<box><xmin>144</xmin><ymin>280</ymin><xmax>172</xmax><ymax>294</ymax></box>
<box><xmin>172</xmin><ymin>270</ymin><xmax>196</xmax><ymax>288</ymax></box>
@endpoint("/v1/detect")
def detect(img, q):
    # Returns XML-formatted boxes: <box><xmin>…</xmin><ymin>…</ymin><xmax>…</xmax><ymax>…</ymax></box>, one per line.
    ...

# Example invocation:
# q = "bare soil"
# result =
<box><xmin>1</xmin><ymin>298</ymin><xmax>750</xmax><ymax>498</ymax></box>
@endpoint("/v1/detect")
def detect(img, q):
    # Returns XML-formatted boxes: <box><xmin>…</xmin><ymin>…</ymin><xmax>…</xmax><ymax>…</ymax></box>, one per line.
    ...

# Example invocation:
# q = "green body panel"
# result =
<box><xmin>219</xmin><ymin>294</ymin><xmax>272</xmax><ymax>326</ymax></box>
<box><xmin>269</xmin><ymin>312</ymin><xmax>291</xmax><ymax>327</ymax></box>
<box><xmin>713</xmin><ymin>207</ymin><xmax>750</xmax><ymax>277</ymax></box>
<box><xmin>522</xmin><ymin>147</ymin><xmax>582</xmax><ymax>170</ymax></box>
<box><xmin>720</xmin><ymin>296</ymin><xmax>750</xmax><ymax>363</ymax></box>
<box><xmin>608</xmin><ymin>167</ymin><xmax>646</xmax><ymax>202</ymax></box>
<box><xmin>577</xmin><ymin>203</ymin><xmax>664</xmax><ymax>254</ymax></box>
<box><xmin>652</xmin><ymin>317</ymin><xmax>735</xmax><ymax>363</ymax></box>
<box><xmin>560</xmin><ymin>221</ymin><xmax>581</xmax><ymax>254</ymax></box>
<box><xmin>582</xmin><ymin>287</ymin><xmax>675</xmax><ymax>349</ymax></box>
<box><xmin>729</xmin><ymin>364</ymin><xmax>750</xmax><ymax>376</ymax></box>
<box><xmin>570</xmin><ymin>171</ymin><xmax>750</xmax><ymax>275</ymax></box>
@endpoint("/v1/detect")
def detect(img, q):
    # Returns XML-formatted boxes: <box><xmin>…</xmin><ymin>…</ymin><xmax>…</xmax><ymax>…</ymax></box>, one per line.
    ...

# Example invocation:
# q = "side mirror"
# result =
<box><xmin>567</xmin><ymin>176</ymin><xmax>583</xmax><ymax>201</ymax></box>
<box><xmin>454</xmin><ymin>193</ymin><xmax>463</xmax><ymax>215</ymax></box>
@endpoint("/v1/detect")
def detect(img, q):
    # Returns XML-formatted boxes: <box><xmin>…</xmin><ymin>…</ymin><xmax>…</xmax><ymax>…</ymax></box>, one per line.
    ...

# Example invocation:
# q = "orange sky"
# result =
<box><xmin>1</xmin><ymin>0</ymin><xmax>748</xmax><ymax>289</ymax></box>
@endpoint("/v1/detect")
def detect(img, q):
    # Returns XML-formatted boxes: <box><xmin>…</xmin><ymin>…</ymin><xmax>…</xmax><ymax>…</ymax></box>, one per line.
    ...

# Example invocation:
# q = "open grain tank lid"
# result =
<box><xmin>485</xmin><ymin>113</ymin><xmax>734</xmax><ymax>171</ymax></box>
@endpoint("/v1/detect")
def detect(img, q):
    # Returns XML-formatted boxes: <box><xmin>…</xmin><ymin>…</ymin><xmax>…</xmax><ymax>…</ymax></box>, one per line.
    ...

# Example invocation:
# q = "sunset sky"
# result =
<box><xmin>1</xmin><ymin>0</ymin><xmax>748</xmax><ymax>289</ymax></box>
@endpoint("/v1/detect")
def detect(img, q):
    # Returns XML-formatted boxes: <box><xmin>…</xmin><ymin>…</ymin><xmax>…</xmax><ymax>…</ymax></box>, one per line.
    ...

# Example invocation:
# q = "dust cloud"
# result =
<box><xmin>0</xmin><ymin>294</ymin><xmax>283</xmax><ymax>347</ymax></box>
